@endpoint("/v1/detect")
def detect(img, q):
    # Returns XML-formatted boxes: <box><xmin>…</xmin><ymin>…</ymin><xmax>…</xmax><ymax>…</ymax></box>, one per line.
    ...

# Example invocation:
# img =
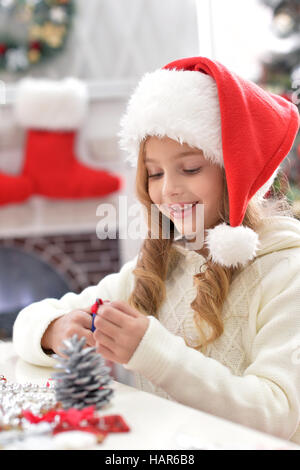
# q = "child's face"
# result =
<box><xmin>144</xmin><ymin>136</ymin><xmax>224</xmax><ymax>242</ymax></box>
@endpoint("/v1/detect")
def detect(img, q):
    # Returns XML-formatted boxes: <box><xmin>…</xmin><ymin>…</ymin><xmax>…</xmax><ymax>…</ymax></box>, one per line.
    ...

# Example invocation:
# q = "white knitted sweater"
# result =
<box><xmin>13</xmin><ymin>215</ymin><xmax>300</xmax><ymax>444</ymax></box>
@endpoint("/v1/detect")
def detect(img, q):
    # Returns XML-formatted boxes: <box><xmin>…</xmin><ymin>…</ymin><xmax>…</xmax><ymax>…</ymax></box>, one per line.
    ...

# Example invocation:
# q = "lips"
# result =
<box><xmin>168</xmin><ymin>201</ymin><xmax>198</xmax><ymax>217</ymax></box>
<box><xmin>168</xmin><ymin>201</ymin><xmax>198</xmax><ymax>211</ymax></box>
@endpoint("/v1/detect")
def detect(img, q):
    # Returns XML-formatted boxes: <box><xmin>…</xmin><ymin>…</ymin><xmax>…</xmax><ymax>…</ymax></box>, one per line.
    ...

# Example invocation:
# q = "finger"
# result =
<box><xmin>98</xmin><ymin>305</ymin><xmax>129</xmax><ymax>328</ymax></box>
<box><xmin>94</xmin><ymin>315</ymin><xmax>120</xmax><ymax>339</ymax></box>
<box><xmin>110</xmin><ymin>300</ymin><xmax>139</xmax><ymax>318</ymax></box>
<box><xmin>58</xmin><ymin>329</ymin><xmax>94</xmax><ymax>355</ymax></box>
<box><xmin>75</xmin><ymin>311</ymin><xmax>93</xmax><ymax>329</ymax></box>
<box><xmin>96</xmin><ymin>331</ymin><xmax>116</xmax><ymax>352</ymax></box>
<box><xmin>96</xmin><ymin>343</ymin><xmax>116</xmax><ymax>362</ymax></box>
<box><xmin>85</xmin><ymin>329</ymin><xmax>96</xmax><ymax>347</ymax></box>
<box><xmin>77</xmin><ymin>307</ymin><xmax>93</xmax><ymax>315</ymax></box>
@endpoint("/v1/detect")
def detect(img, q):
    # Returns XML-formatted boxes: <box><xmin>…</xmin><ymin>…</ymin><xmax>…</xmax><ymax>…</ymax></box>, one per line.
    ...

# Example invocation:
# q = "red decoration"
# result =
<box><xmin>29</xmin><ymin>41</ymin><xmax>42</xmax><ymax>51</ymax></box>
<box><xmin>0</xmin><ymin>133</ymin><xmax>122</xmax><ymax>206</ymax></box>
<box><xmin>264</xmin><ymin>189</ymin><xmax>272</xmax><ymax>199</ymax></box>
<box><xmin>0</xmin><ymin>173</ymin><xmax>33</xmax><ymax>206</ymax></box>
<box><xmin>100</xmin><ymin>414</ymin><xmax>130</xmax><ymax>433</ymax></box>
<box><xmin>46</xmin><ymin>378</ymin><xmax>54</xmax><ymax>388</ymax></box>
<box><xmin>91</xmin><ymin>298</ymin><xmax>103</xmax><ymax>314</ymax></box>
<box><xmin>0</xmin><ymin>44</ymin><xmax>6</xmax><ymax>55</ymax></box>
<box><xmin>22</xmin><ymin>406</ymin><xmax>130</xmax><ymax>440</ymax></box>
<box><xmin>21</xmin><ymin>130</ymin><xmax>122</xmax><ymax>200</ymax></box>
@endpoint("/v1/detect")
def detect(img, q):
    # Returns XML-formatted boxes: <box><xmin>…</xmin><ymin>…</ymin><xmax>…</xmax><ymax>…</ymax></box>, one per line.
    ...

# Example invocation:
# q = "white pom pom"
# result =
<box><xmin>205</xmin><ymin>223</ymin><xmax>260</xmax><ymax>268</ymax></box>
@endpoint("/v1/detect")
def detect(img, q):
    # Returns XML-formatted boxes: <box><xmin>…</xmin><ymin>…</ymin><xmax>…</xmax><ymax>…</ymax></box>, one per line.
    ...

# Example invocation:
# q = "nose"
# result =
<box><xmin>161</xmin><ymin>172</ymin><xmax>184</xmax><ymax>199</ymax></box>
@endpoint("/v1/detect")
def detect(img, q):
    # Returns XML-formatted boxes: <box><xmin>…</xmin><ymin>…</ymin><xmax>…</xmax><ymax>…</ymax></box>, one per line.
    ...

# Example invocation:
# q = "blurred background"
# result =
<box><xmin>0</xmin><ymin>0</ymin><xmax>298</xmax><ymax>359</ymax></box>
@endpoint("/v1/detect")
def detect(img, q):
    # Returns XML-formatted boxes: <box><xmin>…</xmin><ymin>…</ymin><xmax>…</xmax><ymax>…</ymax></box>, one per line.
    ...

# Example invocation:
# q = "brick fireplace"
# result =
<box><xmin>0</xmin><ymin>228</ymin><xmax>120</xmax><ymax>339</ymax></box>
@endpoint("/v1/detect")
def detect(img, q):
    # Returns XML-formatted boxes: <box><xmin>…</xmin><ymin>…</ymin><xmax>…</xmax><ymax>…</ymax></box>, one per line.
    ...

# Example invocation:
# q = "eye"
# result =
<box><xmin>147</xmin><ymin>168</ymin><xmax>202</xmax><ymax>179</ymax></box>
<box><xmin>148</xmin><ymin>172</ymin><xmax>163</xmax><ymax>179</ymax></box>
<box><xmin>184</xmin><ymin>167</ymin><xmax>202</xmax><ymax>174</ymax></box>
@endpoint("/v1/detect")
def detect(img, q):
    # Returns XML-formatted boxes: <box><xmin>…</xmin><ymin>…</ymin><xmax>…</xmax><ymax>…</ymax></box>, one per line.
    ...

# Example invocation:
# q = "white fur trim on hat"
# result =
<box><xmin>205</xmin><ymin>223</ymin><xmax>261</xmax><ymax>268</ymax></box>
<box><xmin>119</xmin><ymin>69</ymin><xmax>223</xmax><ymax>168</ymax></box>
<box><xmin>14</xmin><ymin>77</ymin><xmax>88</xmax><ymax>130</ymax></box>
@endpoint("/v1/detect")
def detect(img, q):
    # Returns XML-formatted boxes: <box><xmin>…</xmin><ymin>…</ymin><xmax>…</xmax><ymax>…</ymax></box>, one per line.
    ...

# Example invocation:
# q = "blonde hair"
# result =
<box><xmin>127</xmin><ymin>139</ymin><xmax>294</xmax><ymax>348</ymax></box>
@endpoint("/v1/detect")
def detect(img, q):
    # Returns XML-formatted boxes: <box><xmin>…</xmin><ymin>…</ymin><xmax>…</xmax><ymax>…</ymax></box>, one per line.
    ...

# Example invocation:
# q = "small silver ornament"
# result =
<box><xmin>6</xmin><ymin>47</ymin><xmax>28</xmax><ymax>72</ymax></box>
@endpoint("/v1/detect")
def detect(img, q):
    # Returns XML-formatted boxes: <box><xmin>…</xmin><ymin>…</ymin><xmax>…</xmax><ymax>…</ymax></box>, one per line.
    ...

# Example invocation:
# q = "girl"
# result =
<box><xmin>13</xmin><ymin>56</ymin><xmax>300</xmax><ymax>444</ymax></box>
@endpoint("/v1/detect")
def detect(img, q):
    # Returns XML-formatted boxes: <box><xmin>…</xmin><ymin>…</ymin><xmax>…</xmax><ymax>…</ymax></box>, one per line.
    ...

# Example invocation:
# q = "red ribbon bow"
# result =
<box><xmin>22</xmin><ymin>406</ymin><xmax>130</xmax><ymax>439</ymax></box>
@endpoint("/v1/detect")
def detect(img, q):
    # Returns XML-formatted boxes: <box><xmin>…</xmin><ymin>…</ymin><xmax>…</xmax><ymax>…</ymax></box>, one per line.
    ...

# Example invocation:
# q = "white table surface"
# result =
<box><xmin>0</xmin><ymin>341</ymin><xmax>299</xmax><ymax>450</ymax></box>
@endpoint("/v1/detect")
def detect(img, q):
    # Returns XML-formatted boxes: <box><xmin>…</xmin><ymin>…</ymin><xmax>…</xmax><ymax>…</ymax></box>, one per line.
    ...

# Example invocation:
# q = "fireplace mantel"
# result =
<box><xmin>0</xmin><ymin>195</ymin><xmax>119</xmax><ymax>239</ymax></box>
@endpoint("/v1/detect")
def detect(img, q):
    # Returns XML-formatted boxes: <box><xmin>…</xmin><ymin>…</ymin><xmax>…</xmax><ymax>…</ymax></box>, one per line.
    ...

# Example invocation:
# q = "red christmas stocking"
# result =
<box><xmin>0</xmin><ymin>172</ymin><xmax>33</xmax><ymax>205</ymax></box>
<box><xmin>21</xmin><ymin>129</ymin><xmax>122</xmax><ymax>198</ymax></box>
<box><xmin>14</xmin><ymin>77</ymin><xmax>123</xmax><ymax>199</ymax></box>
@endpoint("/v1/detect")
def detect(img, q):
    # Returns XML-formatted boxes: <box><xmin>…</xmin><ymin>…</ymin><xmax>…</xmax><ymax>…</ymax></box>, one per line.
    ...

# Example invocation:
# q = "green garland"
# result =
<box><xmin>0</xmin><ymin>0</ymin><xmax>74</xmax><ymax>72</ymax></box>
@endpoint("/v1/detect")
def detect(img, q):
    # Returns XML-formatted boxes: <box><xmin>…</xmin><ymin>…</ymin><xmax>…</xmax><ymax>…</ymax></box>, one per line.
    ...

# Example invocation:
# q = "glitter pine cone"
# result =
<box><xmin>52</xmin><ymin>334</ymin><xmax>113</xmax><ymax>410</ymax></box>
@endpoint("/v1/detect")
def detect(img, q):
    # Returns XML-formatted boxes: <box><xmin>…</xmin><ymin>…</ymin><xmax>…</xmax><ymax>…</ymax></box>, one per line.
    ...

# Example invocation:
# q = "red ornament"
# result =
<box><xmin>264</xmin><ymin>189</ymin><xmax>272</xmax><ymax>199</ymax></box>
<box><xmin>22</xmin><ymin>406</ymin><xmax>130</xmax><ymax>440</ymax></box>
<box><xmin>100</xmin><ymin>414</ymin><xmax>130</xmax><ymax>433</ymax></box>
<box><xmin>0</xmin><ymin>44</ymin><xmax>7</xmax><ymax>55</ymax></box>
<box><xmin>29</xmin><ymin>41</ymin><xmax>41</xmax><ymax>51</ymax></box>
<box><xmin>46</xmin><ymin>378</ymin><xmax>54</xmax><ymax>388</ymax></box>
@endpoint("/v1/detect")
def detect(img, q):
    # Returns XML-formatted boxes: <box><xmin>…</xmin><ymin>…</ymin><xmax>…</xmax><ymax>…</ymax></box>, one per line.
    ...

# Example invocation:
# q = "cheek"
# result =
<box><xmin>191</xmin><ymin>177</ymin><xmax>210</xmax><ymax>202</ymax></box>
<box><xmin>207</xmin><ymin>185</ymin><xmax>224</xmax><ymax>223</ymax></box>
<box><xmin>195</xmin><ymin>171</ymin><xmax>223</xmax><ymax>211</ymax></box>
<box><xmin>148</xmin><ymin>182</ymin><xmax>160</xmax><ymax>204</ymax></box>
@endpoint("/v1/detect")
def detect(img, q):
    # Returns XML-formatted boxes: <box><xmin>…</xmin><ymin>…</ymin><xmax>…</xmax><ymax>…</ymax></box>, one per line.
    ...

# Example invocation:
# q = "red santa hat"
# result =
<box><xmin>119</xmin><ymin>56</ymin><xmax>300</xmax><ymax>268</ymax></box>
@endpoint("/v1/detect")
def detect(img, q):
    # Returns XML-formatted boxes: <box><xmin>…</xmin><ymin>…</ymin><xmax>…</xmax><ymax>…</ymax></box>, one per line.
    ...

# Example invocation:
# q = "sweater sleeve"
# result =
<box><xmin>125</xmin><ymin>253</ymin><xmax>300</xmax><ymax>441</ymax></box>
<box><xmin>13</xmin><ymin>255</ymin><xmax>138</xmax><ymax>367</ymax></box>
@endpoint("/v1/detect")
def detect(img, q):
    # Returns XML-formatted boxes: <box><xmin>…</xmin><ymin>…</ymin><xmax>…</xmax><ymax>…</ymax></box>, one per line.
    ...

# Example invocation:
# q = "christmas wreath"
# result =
<box><xmin>0</xmin><ymin>0</ymin><xmax>74</xmax><ymax>72</ymax></box>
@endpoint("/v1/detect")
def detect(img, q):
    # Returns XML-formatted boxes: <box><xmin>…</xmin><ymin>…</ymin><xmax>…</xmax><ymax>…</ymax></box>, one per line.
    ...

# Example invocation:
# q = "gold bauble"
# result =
<box><xmin>28</xmin><ymin>49</ymin><xmax>41</xmax><ymax>63</ymax></box>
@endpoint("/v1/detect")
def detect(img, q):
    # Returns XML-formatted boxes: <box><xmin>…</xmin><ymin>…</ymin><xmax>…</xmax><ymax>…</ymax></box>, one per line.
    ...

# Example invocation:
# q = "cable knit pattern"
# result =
<box><xmin>133</xmin><ymin>244</ymin><xmax>260</xmax><ymax>400</ymax></box>
<box><xmin>204</xmin><ymin>261</ymin><xmax>260</xmax><ymax>375</ymax></box>
<box><xmin>134</xmin><ymin>247</ymin><xmax>206</xmax><ymax>400</ymax></box>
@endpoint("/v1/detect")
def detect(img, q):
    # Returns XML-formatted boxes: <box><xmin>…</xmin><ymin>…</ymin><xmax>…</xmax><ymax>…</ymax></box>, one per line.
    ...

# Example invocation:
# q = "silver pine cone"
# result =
<box><xmin>52</xmin><ymin>334</ymin><xmax>113</xmax><ymax>410</ymax></box>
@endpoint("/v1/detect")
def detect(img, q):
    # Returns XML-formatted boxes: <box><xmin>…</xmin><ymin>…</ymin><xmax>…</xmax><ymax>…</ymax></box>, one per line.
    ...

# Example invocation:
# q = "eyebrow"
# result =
<box><xmin>144</xmin><ymin>150</ymin><xmax>203</xmax><ymax>163</ymax></box>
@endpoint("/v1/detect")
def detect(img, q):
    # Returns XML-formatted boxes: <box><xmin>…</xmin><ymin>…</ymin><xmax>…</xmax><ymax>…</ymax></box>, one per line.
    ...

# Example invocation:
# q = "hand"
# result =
<box><xmin>93</xmin><ymin>300</ymin><xmax>149</xmax><ymax>364</ymax></box>
<box><xmin>41</xmin><ymin>308</ymin><xmax>95</xmax><ymax>356</ymax></box>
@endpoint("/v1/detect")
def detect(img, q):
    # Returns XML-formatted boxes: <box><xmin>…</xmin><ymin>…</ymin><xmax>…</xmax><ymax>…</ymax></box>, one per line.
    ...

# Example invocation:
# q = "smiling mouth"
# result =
<box><xmin>167</xmin><ymin>201</ymin><xmax>199</xmax><ymax>218</ymax></box>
